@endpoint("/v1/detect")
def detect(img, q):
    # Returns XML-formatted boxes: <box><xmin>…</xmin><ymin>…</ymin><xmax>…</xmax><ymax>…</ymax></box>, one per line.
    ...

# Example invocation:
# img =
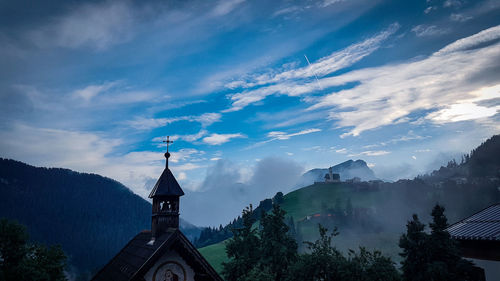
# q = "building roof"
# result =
<box><xmin>447</xmin><ymin>203</ymin><xmax>500</xmax><ymax>241</ymax></box>
<box><xmin>92</xmin><ymin>229</ymin><xmax>222</xmax><ymax>281</ymax></box>
<box><xmin>149</xmin><ymin>167</ymin><xmax>185</xmax><ymax>198</ymax></box>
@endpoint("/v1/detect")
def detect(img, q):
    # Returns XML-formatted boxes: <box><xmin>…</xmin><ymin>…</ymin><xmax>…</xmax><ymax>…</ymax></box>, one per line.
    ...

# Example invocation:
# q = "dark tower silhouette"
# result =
<box><xmin>93</xmin><ymin>137</ymin><xmax>223</xmax><ymax>281</ymax></box>
<box><xmin>149</xmin><ymin>150</ymin><xmax>184</xmax><ymax>240</ymax></box>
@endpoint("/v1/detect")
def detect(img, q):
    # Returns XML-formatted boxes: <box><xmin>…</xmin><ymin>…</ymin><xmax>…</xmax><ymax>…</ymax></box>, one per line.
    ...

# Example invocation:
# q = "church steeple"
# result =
<box><xmin>149</xmin><ymin>137</ymin><xmax>184</xmax><ymax>239</ymax></box>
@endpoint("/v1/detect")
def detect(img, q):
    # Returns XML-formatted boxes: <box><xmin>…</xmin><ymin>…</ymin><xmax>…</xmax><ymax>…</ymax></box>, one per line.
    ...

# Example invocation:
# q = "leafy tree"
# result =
<box><xmin>0</xmin><ymin>219</ymin><xmax>67</xmax><ymax>281</ymax></box>
<box><xmin>222</xmin><ymin>205</ymin><xmax>260</xmax><ymax>281</ymax></box>
<box><xmin>344</xmin><ymin>247</ymin><xmax>400</xmax><ymax>281</ymax></box>
<box><xmin>290</xmin><ymin>224</ymin><xmax>400</xmax><ymax>281</ymax></box>
<box><xmin>289</xmin><ymin>225</ymin><xmax>345</xmax><ymax>281</ymax></box>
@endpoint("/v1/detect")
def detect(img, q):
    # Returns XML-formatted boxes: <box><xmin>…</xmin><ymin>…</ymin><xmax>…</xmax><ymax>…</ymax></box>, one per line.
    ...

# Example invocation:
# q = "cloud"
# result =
<box><xmin>154</xmin><ymin>130</ymin><xmax>209</xmax><ymax>143</ymax></box>
<box><xmin>0</xmin><ymin>123</ymin><xmax>120</xmax><ymax>169</ymax></box>
<box><xmin>28</xmin><ymin>1</ymin><xmax>137</xmax><ymax>50</ymax></box>
<box><xmin>320</xmin><ymin>0</ymin><xmax>346</xmax><ymax>8</ymax></box>
<box><xmin>127</xmin><ymin>112</ymin><xmax>221</xmax><ymax>130</ymax></box>
<box><xmin>443</xmin><ymin>0</ymin><xmax>463</xmax><ymax>8</ymax></box>
<box><xmin>211</xmin><ymin>0</ymin><xmax>245</xmax><ymax>16</ymax></box>
<box><xmin>0</xmin><ymin>123</ymin><xmax>211</xmax><ymax>198</ymax></box>
<box><xmin>202</xmin><ymin>133</ymin><xmax>246</xmax><ymax>145</ymax></box>
<box><xmin>307</xmin><ymin>25</ymin><xmax>500</xmax><ymax>137</ymax></box>
<box><xmin>426</xmin><ymin>85</ymin><xmax>500</xmax><ymax>123</ymax></box>
<box><xmin>126</xmin><ymin>117</ymin><xmax>184</xmax><ymax>130</ymax></box>
<box><xmin>169</xmin><ymin>148</ymin><xmax>205</xmax><ymax>163</ymax></box>
<box><xmin>247</xmin><ymin>128</ymin><xmax>322</xmax><ymax>149</ymax></box>
<box><xmin>223</xmin><ymin>23</ymin><xmax>400</xmax><ymax>111</ymax></box>
<box><xmin>364</xmin><ymin>131</ymin><xmax>430</xmax><ymax>148</ymax></box>
<box><xmin>182</xmin><ymin>157</ymin><xmax>304</xmax><ymax>226</ymax></box>
<box><xmin>336</xmin><ymin>148</ymin><xmax>348</xmax><ymax>153</ymax></box>
<box><xmin>349</xmin><ymin>150</ymin><xmax>391</xmax><ymax>157</ymax></box>
<box><xmin>267</xmin><ymin>128</ymin><xmax>322</xmax><ymax>140</ymax></box>
<box><xmin>194</xmin><ymin>113</ymin><xmax>222</xmax><ymax>127</ymax></box>
<box><xmin>450</xmin><ymin>13</ymin><xmax>473</xmax><ymax>22</ymax></box>
<box><xmin>412</xmin><ymin>25</ymin><xmax>450</xmax><ymax>37</ymax></box>
<box><xmin>424</xmin><ymin>6</ymin><xmax>437</xmax><ymax>14</ymax></box>
<box><xmin>272</xmin><ymin>6</ymin><xmax>302</xmax><ymax>17</ymax></box>
<box><xmin>436</xmin><ymin>25</ymin><xmax>500</xmax><ymax>55</ymax></box>
<box><xmin>73</xmin><ymin>81</ymin><xmax>118</xmax><ymax>102</ymax></box>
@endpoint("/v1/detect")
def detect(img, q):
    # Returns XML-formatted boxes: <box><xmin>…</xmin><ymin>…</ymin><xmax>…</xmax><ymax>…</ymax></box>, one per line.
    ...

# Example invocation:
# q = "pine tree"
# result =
<box><xmin>222</xmin><ymin>205</ymin><xmax>260</xmax><ymax>281</ymax></box>
<box><xmin>259</xmin><ymin>204</ymin><xmax>298</xmax><ymax>281</ymax></box>
<box><xmin>399</xmin><ymin>205</ymin><xmax>483</xmax><ymax>281</ymax></box>
<box><xmin>428</xmin><ymin>205</ymin><xmax>480</xmax><ymax>281</ymax></box>
<box><xmin>399</xmin><ymin>214</ymin><xmax>431</xmax><ymax>281</ymax></box>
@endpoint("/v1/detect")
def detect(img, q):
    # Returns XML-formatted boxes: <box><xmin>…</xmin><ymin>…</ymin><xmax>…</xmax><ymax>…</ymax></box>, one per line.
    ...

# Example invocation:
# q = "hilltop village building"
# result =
<box><xmin>92</xmin><ymin>149</ymin><xmax>222</xmax><ymax>281</ymax></box>
<box><xmin>324</xmin><ymin>167</ymin><xmax>341</xmax><ymax>183</ymax></box>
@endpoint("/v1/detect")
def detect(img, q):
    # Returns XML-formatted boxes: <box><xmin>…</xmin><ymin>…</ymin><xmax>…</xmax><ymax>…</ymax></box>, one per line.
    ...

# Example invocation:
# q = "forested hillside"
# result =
<box><xmin>0</xmin><ymin>158</ymin><xmax>200</xmax><ymax>279</ymax></box>
<box><xmin>199</xmin><ymin>135</ymin><xmax>500</xmax><ymax>273</ymax></box>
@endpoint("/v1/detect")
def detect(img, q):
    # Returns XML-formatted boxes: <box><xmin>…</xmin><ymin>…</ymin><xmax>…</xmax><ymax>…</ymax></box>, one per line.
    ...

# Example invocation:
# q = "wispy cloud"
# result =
<box><xmin>126</xmin><ymin>113</ymin><xmax>221</xmax><ymax>130</ymax></box>
<box><xmin>267</xmin><ymin>128</ymin><xmax>322</xmax><ymax>140</ymax></box>
<box><xmin>320</xmin><ymin>0</ymin><xmax>346</xmax><ymax>8</ymax></box>
<box><xmin>426</xmin><ymin>85</ymin><xmax>500</xmax><ymax>123</ymax></box>
<box><xmin>73</xmin><ymin>82</ymin><xmax>118</xmax><ymax>102</ymax></box>
<box><xmin>308</xmin><ymin>25</ymin><xmax>500</xmax><ymax>137</ymax></box>
<box><xmin>349</xmin><ymin>150</ymin><xmax>391</xmax><ymax>157</ymax></box>
<box><xmin>362</xmin><ymin>131</ymin><xmax>430</xmax><ymax>148</ymax></box>
<box><xmin>211</xmin><ymin>0</ymin><xmax>245</xmax><ymax>16</ymax></box>
<box><xmin>202</xmin><ymin>133</ymin><xmax>246</xmax><ymax>145</ymax></box>
<box><xmin>247</xmin><ymin>128</ymin><xmax>322</xmax><ymax>149</ymax></box>
<box><xmin>28</xmin><ymin>1</ymin><xmax>137</xmax><ymax>50</ymax></box>
<box><xmin>154</xmin><ymin>130</ymin><xmax>209</xmax><ymax>143</ymax></box>
<box><xmin>223</xmin><ymin>23</ymin><xmax>400</xmax><ymax>111</ymax></box>
<box><xmin>450</xmin><ymin>13</ymin><xmax>473</xmax><ymax>22</ymax></box>
<box><xmin>412</xmin><ymin>25</ymin><xmax>450</xmax><ymax>37</ymax></box>
<box><xmin>443</xmin><ymin>0</ymin><xmax>464</xmax><ymax>8</ymax></box>
<box><xmin>424</xmin><ymin>6</ymin><xmax>437</xmax><ymax>14</ymax></box>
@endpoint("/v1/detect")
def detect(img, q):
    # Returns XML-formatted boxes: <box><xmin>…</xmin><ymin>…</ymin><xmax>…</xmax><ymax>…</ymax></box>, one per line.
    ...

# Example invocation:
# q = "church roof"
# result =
<box><xmin>149</xmin><ymin>167</ymin><xmax>185</xmax><ymax>198</ymax></box>
<box><xmin>447</xmin><ymin>203</ymin><xmax>500</xmax><ymax>241</ymax></box>
<box><xmin>92</xmin><ymin>229</ymin><xmax>222</xmax><ymax>281</ymax></box>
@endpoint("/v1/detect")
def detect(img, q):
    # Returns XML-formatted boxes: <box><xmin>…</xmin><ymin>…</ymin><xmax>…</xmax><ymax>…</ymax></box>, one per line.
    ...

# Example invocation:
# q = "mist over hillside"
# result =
<box><xmin>199</xmin><ymin>135</ymin><xmax>500</xmax><ymax>276</ymax></box>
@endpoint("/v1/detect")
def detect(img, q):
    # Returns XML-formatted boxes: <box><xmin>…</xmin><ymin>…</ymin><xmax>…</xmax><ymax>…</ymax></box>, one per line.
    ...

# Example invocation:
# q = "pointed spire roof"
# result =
<box><xmin>149</xmin><ymin>152</ymin><xmax>184</xmax><ymax>198</ymax></box>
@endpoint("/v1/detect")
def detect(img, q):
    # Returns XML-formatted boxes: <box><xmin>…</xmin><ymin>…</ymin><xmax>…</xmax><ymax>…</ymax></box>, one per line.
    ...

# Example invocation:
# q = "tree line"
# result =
<box><xmin>0</xmin><ymin>219</ymin><xmax>67</xmax><ymax>281</ymax></box>
<box><xmin>222</xmin><ymin>203</ymin><xmax>485</xmax><ymax>281</ymax></box>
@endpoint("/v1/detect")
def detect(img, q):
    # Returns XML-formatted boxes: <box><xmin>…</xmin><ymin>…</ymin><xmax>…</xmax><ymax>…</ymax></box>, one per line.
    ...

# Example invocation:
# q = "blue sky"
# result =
<box><xmin>1</xmin><ymin>0</ymin><xmax>499</xmax><ymax>226</ymax></box>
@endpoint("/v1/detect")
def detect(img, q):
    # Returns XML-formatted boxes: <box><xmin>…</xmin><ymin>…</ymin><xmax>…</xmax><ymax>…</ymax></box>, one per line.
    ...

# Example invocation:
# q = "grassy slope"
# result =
<box><xmin>198</xmin><ymin>241</ymin><xmax>227</xmax><ymax>274</ymax></box>
<box><xmin>199</xmin><ymin>183</ymin><xmax>402</xmax><ymax>274</ymax></box>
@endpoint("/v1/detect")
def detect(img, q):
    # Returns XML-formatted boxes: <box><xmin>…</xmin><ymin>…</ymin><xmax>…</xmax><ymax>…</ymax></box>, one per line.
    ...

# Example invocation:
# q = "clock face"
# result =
<box><xmin>152</xmin><ymin>261</ymin><xmax>186</xmax><ymax>281</ymax></box>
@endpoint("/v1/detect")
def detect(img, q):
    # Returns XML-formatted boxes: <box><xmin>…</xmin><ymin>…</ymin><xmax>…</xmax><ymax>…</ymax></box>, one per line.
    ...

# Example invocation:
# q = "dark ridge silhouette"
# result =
<box><xmin>0</xmin><ymin>158</ymin><xmax>201</xmax><ymax>278</ymax></box>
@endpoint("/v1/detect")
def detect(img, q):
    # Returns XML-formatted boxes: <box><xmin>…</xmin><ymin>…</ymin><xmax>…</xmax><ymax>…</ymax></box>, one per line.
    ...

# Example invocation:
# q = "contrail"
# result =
<box><xmin>304</xmin><ymin>54</ymin><xmax>323</xmax><ymax>90</ymax></box>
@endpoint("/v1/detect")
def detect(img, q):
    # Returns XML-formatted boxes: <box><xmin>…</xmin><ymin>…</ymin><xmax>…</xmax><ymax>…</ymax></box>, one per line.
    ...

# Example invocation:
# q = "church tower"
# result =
<box><xmin>149</xmin><ymin>148</ymin><xmax>184</xmax><ymax>240</ymax></box>
<box><xmin>92</xmin><ymin>136</ymin><xmax>222</xmax><ymax>281</ymax></box>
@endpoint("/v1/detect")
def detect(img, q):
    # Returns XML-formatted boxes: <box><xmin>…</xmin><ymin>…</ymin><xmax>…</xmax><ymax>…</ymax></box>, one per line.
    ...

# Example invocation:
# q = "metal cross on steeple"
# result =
<box><xmin>163</xmin><ymin>136</ymin><xmax>173</xmax><ymax>153</ymax></box>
